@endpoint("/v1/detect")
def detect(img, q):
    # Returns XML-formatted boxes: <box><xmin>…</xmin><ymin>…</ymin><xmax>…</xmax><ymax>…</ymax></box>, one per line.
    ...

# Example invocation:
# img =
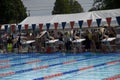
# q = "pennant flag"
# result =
<box><xmin>70</xmin><ymin>21</ymin><xmax>75</xmax><ymax>29</ymax></box>
<box><xmin>78</xmin><ymin>20</ymin><xmax>83</xmax><ymax>29</ymax></box>
<box><xmin>18</xmin><ymin>25</ymin><xmax>22</xmax><ymax>32</ymax></box>
<box><xmin>46</xmin><ymin>23</ymin><xmax>50</xmax><ymax>30</ymax></box>
<box><xmin>0</xmin><ymin>25</ymin><xmax>1</xmax><ymax>30</ymax></box>
<box><xmin>54</xmin><ymin>22</ymin><xmax>58</xmax><ymax>30</ymax></box>
<box><xmin>25</xmin><ymin>24</ymin><xmax>28</xmax><ymax>32</ymax></box>
<box><xmin>96</xmin><ymin>18</ymin><xmax>102</xmax><ymax>27</ymax></box>
<box><xmin>116</xmin><ymin>16</ymin><xmax>120</xmax><ymax>26</ymax></box>
<box><xmin>4</xmin><ymin>25</ymin><xmax>8</xmax><ymax>32</ymax></box>
<box><xmin>32</xmin><ymin>24</ymin><xmax>36</xmax><ymax>31</ymax></box>
<box><xmin>62</xmin><ymin>22</ymin><xmax>66</xmax><ymax>30</ymax></box>
<box><xmin>106</xmin><ymin>17</ymin><xmax>112</xmax><ymax>27</ymax></box>
<box><xmin>11</xmin><ymin>24</ymin><xmax>16</xmax><ymax>32</ymax></box>
<box><xmin>87</xmin><ymin>19</ymin><xmax>92</xmax><ymax>28</ymax></box>
<box><xmin>39</xmin><ymin>23</ymin><xmax>43</xmax><ymax>31</ymax></box>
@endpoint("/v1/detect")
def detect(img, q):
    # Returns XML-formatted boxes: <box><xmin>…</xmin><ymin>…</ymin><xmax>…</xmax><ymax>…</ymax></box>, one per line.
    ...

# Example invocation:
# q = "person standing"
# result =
<box><xmin>7</xmin><ymin>35</ymin><xmax>13</xmax><ymax>52</ymax></box>
<box><xmin>84</xmin><ymin>30</ymin><xmax>92</xmax><ymax>51</ymax></box>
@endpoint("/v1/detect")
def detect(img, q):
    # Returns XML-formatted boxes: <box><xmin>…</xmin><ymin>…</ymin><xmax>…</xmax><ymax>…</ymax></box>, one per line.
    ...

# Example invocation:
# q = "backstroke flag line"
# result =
<box><xmin>1</xmin><ymin>15</ymin><xmax>120</xmax><ymax>32</ymax></box>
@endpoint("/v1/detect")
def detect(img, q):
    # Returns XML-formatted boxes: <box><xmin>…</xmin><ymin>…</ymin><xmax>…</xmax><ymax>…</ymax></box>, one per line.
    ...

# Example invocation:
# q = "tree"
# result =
<box><xmin>89</xmin><ymin>0</ymin><xmax>120</xmax><ymax>11</ymax></box>
<box><xmin>0</xmin><ymin>0</ymin><xmax>27</xmax><ymax>24</ymax></box>
<box><xmin>52</xmin><ymin>0</ymin><xmax>83</xmax><ymax>15</ymax></box>
<box><xmin>70</xmin><ymin>0</ymin><xmax>84</xmax><ymax>13</ymax></box>
<box><xmin>103</xmin><ymin>0</ymin><xmax>120</xmax><ymax>9</ymax></box>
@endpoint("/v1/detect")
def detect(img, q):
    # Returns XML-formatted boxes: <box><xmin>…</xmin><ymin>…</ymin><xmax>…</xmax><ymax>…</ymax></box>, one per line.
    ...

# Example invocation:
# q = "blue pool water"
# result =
<box><xmin>0</xmin><ymin>52</ymin><xmax>120</xmax><ymax>80</ymax></box>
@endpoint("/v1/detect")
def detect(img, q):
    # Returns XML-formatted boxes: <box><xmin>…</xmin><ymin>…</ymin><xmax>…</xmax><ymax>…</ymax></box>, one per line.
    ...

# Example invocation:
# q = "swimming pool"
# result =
<box><xmin>0</xmin><ymin>52</ymin><xmax>120</xmax><ymax>80</ymax></box>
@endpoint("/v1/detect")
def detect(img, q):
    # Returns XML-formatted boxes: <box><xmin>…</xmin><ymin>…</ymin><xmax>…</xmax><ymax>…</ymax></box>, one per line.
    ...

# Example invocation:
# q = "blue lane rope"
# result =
<box><xmin>0</xmin><ymin>55</ymin><xmax>105</xmax><ymax>77</ymax></box>
<box><xmin>33</xmin><ymin>59</ymin><xmax>120</xmax><ymax>80</ymax></box>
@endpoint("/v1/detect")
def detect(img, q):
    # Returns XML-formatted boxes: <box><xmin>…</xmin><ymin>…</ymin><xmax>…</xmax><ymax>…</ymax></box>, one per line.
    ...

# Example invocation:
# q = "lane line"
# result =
<box><xmin>0</xmin><ymin>54</ymin><xmax>63</xmax><ymax>64</ymax></box>
<box><xmin>0</xmin><ymin>56</ymin><xmax>102</xmax><ymax>77</ymax></box>
<box><xmin>0</xmin><ymin>53</ymin><xmax>99</xmax><ymax>69</ymax></box>
<box><xmin>0</xmin><ymin>55</ymin><xmax>74</xmax><ymax>69</ymax></box>
<box><xmin>104</xmin><ymin>74</ymin><xmax>120</xmax><ymax>80</ymax></box>
<box><xmin>33</xmin><ymin>60</ymin><xmax>120</xmax><ymax>80</ymax></box>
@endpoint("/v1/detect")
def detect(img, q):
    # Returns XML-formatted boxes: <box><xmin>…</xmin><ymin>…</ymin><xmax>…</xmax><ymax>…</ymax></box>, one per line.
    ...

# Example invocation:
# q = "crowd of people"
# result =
<box><xmin>36</xmin><ymin>27</ymin><xmax>117</xmax><ymax>53</ymax></box>
<box><xmin>0</xmin><ymin>27</ymin><xmax>117</xmax><ymax>53</ymax></box>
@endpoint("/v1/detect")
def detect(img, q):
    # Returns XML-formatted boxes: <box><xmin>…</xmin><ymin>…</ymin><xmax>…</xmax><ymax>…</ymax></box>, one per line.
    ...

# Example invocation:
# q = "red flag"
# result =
<box><xmin>54</xmin><ymin>23</ymin><xmax>58</xmax><ymax>30</ymax></box>
<box><xmin>11</xmin><ymin>24</ymin><xmax>16</xmax><ymax>32</ymax></box>
<box><xmin>70</xmin><ymin>21</ymin><xmax>75</xmax><ymax>29</ymax></box>
<box><xmin>87</xmin><ymin>19</ymin><xmax>92</xmax><ymax>28</ymax></box>
<box><xmin>106</xmin><ymin>17</ymin><xmax>112</xmax><ymax>27</ymax></box>
<box><xmin>25</xmin><ymin>24</ymin><xmax>28</xmax><ymax>32</ymax></box>
<box><xmin>39</xmin><ymin>23</ymin><xmax>43</xmax><ymax>31</ymax></box>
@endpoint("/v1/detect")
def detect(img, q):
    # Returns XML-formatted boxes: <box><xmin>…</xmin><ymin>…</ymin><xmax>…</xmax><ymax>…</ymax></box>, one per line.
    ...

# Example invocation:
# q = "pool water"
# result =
<box><xmin>0</xmin><ymin>52</ymin><xmax>120</xmax><ymax>80</ymax></box>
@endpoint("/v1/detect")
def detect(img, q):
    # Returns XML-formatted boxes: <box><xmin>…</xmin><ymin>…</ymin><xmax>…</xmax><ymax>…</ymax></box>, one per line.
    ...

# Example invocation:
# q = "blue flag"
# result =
<box><xmin>18</xmin><ymin>25</ymin><xmax>21</xmax><ymax>32</ymax></box>
<box><xmin>32</xmin><ymin>24</ymin><xmax>36</xmax><ymax>31</ymax></box>
<box><xmin>96</xmin><ymin>18</ymin><xmax>102</xmax><ymax>27</ymax></box>
<box><xmin>116</xmin><ymin>16</ymin><xmax>120</xmax><ymax>26</ymax></box>
<box><xmin>78</xmin><ymin>20</ymin><xmax>83</xmax><ymax>29</ymax></box>
<box><xmin>62</xmin><ymin>22</ymin><xmax>66</xmax><ymax>30</ymax></box>
<box><xmin>4</xmin><ymin>25</ymin><xmax>8</xmax><ymax>32</ymax></box>
<box><xmin>46</xmin><ymin>23</ymin><xmax>50</xmax><ymax>30</ymax></box>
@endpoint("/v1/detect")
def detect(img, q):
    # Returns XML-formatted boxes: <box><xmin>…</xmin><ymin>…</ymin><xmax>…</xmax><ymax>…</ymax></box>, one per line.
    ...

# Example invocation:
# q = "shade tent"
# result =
<box><xmin>19</xmin><ymin>11</ymin><xmax>93</xmax><ymax>29</ymax></box>
<box><xmin>1</xmin><ymin>9</ymin><xmax>120</xmax><ymax>30</ymax></box>
<box><xmin>19</xmin><ymin>9</ymin><xmax>120</xmax><ymax>30</ymax></box>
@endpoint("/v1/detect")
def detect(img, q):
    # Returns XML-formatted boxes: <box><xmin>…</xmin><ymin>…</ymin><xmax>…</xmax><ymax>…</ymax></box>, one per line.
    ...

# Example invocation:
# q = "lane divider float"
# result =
<box><xmin>0</xmin><ymin>56</ymin><xmax>34</xmax><ymax>63</ymax></box>
<box><xmin>0</xmin><ymin>52</ymin><xmax>117</xmax><ymax>68</ymax></box>
<box><xmin>104</xmin><ymin>74</ymin><xmax>120</xmax><ymax>80</ymax></box>
<box><xmin>0</xmin><ymin>55</ymin><xmax>71</xmax><ymax>69</ymax></box>
<box><xmin>0</xmin><ymin>54</ymin><xmax>64</xmax><ymax>64</ymax></box>
<box><xmin>0</xmin><ymin>56</ymin><xmax>101</xmax><ymax>77</ymax></box>
<box><xmin>33</xmin><ymin>60</ymin><xmax>120</xmax><ymax>80</ymax></box>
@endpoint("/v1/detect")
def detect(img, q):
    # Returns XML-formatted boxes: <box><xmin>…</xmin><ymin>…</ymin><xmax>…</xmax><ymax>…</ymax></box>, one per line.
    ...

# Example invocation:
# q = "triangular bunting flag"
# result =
<box><xmin>46</xmin><ymin>23</ymin><xmax>50</xmax><ymax>30</ymax></box>
<box><xmin>116</xmin><ymin>16</ymin><xmax>120</xmax><ymax>26</ymax></box>
<box><xmin>11</xmin><ymin>24</ymin><xmax>16</xmax><ymax>32</ymax></box>
<box><xmin>0</xmin><ymin>25</ymin><xmax>1</xmax><ymax>30</ymax></box>
<box><xmin>25</xmin><ymin>24</ymin><xmax>28</xmax><ymax>32</ymax></box>
<box><xmin>106</xmin><ymin>17</ymin><xmax>112</xmax><ymax>27</ymax></box>
<box><xmin>96</xmin><ymin>18</ymin><xmax>102</xmax><ymax>27</ymax></box>
<box><xmin>54</xmin><ymin>22</ymin><xmax>58</xmax><ymax>30</ymax></box>
<box><xmin>70</xmin><ymin>21</ymin><xmax>75</xmax><ymax>29</ymax></box>
<box><xmin>39</xmin><ymin>23</ymin><xmax>43</xmax><ymax>31</ymax></box>
<box><xmin>4</xmin><ymin>25</ymin><xmax>8</xmax><ymax>32</ymax></box>
<box><xmin>32</xmin><ymin>24</ymin><xmax>36</xmax><ymax>31</ymax></box>
<box><xmin>78</xmin><ymin>20</ymin><xmax>83</xmax><ymax>29</ymax></box>
<box><xmin>62</xmin><ymin>22</ymin><xmax>66</xmax><ymax>30</ymax></box>
<box><xmin>18</xmin><ymin>25</ymin><xmax>22</xmax><ymax>32</ymax></box>
<box><xmin>87</xmin><ymin>19</ymin><xmax>92</xmax><ymax>28</ymax></box>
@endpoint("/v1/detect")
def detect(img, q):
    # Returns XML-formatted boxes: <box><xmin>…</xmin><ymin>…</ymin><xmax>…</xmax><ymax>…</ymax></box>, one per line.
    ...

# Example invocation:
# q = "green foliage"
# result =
<box><xmin>89</xmin><ymin>0</ymin><xmax>120</xmax><ymax>11</ymax></box>
<box><xmin>70</xmin><ymin>0</ymin><xmax>83</xmax><ymax>13</ymax></box>
<box><xmin>103</xmin><ymin>0</ymin><xmax>120</xmax><ymax>9</ymax></box>
<box><xmin>0</xmin><ymin>0</ymin><xmax>27</xmax><ymax>24</ymax></box>
<box><xmin>52</xmin><ymin>0</ymin><xmax>83</xmax><ymax>15</ymax></box>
